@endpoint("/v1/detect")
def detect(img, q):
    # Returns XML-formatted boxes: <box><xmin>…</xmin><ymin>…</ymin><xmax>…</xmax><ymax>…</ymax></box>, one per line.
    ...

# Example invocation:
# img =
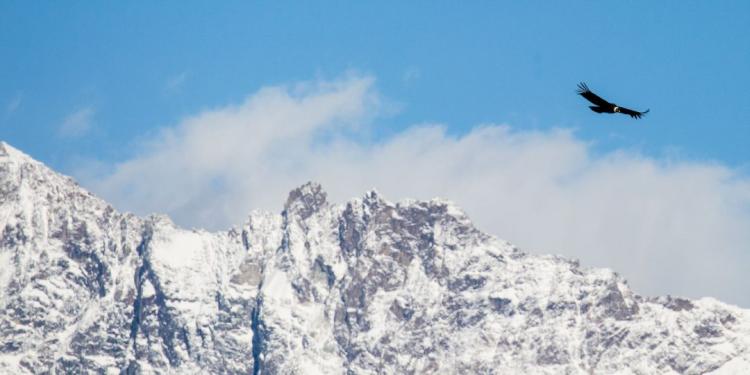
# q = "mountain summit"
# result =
<box><xmin>0</xmin><ymin>142</ymin><xmax>748</xmax><ymax>374</ymax></box>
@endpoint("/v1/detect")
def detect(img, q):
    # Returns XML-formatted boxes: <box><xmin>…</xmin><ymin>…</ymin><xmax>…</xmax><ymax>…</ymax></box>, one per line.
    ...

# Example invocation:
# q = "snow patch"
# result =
<box><xmin>707</xmin><ymin>357</ymin><xmax>750</xmax><ymax>374</ymax></box>
<box><xmin>0</xmin><ymin>251</ymin><xmax>13</xmax><ymax>306</ymax></box>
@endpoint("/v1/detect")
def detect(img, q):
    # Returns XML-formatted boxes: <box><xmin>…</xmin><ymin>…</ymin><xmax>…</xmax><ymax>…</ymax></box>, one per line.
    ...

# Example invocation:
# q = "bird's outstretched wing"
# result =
<box><xmin>577</xmin><ymin>82</ymin><xmax>612</xmax><ymax>108</ymax></box>
<box><xmin>619</xmin><ymin>107</ymin><xmax>650</xmax><ymax>119</ymax></box>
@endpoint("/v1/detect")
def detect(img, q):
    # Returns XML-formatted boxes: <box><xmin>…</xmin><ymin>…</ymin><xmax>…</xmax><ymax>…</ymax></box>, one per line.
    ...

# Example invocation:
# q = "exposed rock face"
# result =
<box><xmin>0</xmin><ymin>141</ymin><xmax>749</xmax><ymax>374</ymax></box>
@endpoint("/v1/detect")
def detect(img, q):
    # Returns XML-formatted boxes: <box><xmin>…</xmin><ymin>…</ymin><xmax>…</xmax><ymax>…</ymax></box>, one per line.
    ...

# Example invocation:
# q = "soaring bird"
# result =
<box><xmin>577</xmin><ymin>82</ymin><xmax>649</xmax><ymax>119</ymax></box>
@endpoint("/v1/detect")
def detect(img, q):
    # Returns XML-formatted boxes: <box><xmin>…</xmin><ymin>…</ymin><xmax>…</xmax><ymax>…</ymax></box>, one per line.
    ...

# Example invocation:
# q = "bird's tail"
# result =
<box><xmin>589</xmin><ymin>106</ymin><xmax>607</xmax><ymax>113</ymax></box>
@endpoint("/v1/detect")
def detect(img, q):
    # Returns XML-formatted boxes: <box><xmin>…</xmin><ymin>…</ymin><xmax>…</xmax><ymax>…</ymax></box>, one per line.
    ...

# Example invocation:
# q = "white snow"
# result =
<box><xmin>708</xmin><ymin>357</ymin><xmax>750</xmax><ymax>374</ymax></box>
<box><xmin>150</xmin><ymin>228</ymin><xmax>206</xmax><ymax>269</ymax></box>
<box><xmin>0</xmin><ymin>251</ymin><xmax>13</xmax><ymax>307</ymax></box>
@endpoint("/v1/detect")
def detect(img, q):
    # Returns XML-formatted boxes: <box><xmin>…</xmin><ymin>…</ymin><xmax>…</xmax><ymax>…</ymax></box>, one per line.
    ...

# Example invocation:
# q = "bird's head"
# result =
<box><xmin>613</xmin><ymin>106</ymin><xmax>620</xmax><ymax>113</ymax></box>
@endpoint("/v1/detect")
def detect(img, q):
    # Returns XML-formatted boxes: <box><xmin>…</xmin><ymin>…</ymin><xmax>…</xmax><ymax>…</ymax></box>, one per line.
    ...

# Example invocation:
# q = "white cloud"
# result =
<box><xmin>83</xmin><ymin>75</ymin><xmax>750</xmax><ymax>307</ymax></box>
<box><xmin>59</xmin><ymin>107</ymin><xmax>95</xmax><ymax>138</ymax></box>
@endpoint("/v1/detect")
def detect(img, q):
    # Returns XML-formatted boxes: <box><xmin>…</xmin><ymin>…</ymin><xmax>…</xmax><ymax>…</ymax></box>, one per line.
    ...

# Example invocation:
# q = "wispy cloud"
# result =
<box><xmin>59</xmin><ymin>107</ymin><xmax>95</xmax><ymax>138</ymax></box>
<box><xmin>5</xmin><ymin>94</ymin><xmax>22</xmax><ymax>115</ymax></box>
<box><xmin>82</xmin><ymin>75</ymin><xmax>750</xmax><ymax>307</ymax></box>
<box><xmin>164</xmin><ymin>71</ymin><xmax>189</xmax><ymax>94</ymax></box>
<box><xmin>402</xmin><ymin>67</ymin><xmax>421</xmax><ymax>84</ymax></box>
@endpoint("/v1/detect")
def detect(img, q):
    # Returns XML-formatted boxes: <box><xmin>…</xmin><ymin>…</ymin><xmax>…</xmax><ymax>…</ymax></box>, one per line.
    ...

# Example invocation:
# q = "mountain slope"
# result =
<box><xmin>0</xmin><ymin>141</ymin><xmax>748</xmax><ymax>374</ymax></box>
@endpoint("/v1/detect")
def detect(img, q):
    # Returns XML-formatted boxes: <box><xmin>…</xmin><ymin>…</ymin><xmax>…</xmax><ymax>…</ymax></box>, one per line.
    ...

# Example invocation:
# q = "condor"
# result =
<box><xmin>577</xmin><ymin>82</ymin><xmax>649</xmax><ymax>119</ymax></box>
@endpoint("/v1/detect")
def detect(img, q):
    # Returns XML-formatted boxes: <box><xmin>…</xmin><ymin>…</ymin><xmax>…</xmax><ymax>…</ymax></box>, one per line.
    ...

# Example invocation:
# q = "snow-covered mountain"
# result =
<box><xmin>0</xmin><ymin>140</ymin><xmax>748</xmax><ymax>374</ymax></box>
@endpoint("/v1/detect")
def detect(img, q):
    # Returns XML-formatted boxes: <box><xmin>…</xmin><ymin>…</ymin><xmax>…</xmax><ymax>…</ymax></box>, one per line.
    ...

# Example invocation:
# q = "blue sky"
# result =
<box><xmin>2</xmin><ymin>2</ymin><xmax>749</xmax><ymax>170</ymax></box>
<box><xmin>2</xmin><ymin>3</ymin><xmax>750</xmax><ymax>306</ymax></box>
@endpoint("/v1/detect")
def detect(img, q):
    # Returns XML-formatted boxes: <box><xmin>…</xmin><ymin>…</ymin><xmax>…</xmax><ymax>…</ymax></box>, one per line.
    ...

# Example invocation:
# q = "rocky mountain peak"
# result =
<box><xmin>0</xmin><ymin>141</ymin><xmax>26</xmax><ymax>160</ymax></box>
<box><xmin>1</xmin><ymin>141</ymin><xmax>749</xmax><ymax>374</ymax></box>
<box><xmin>0</xmin><ymin>141</ymin><xmax>10</xmax><ymax>157</ymax></box>
<box><xmin>283</xmin><ymin>181</ymin><xmax>328</xmax><ymax>220</ymax></box>
<box><xmin>1</xmin><ymin>142</ymin><xmax>36</xmax><ymax>188</ymax></box>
